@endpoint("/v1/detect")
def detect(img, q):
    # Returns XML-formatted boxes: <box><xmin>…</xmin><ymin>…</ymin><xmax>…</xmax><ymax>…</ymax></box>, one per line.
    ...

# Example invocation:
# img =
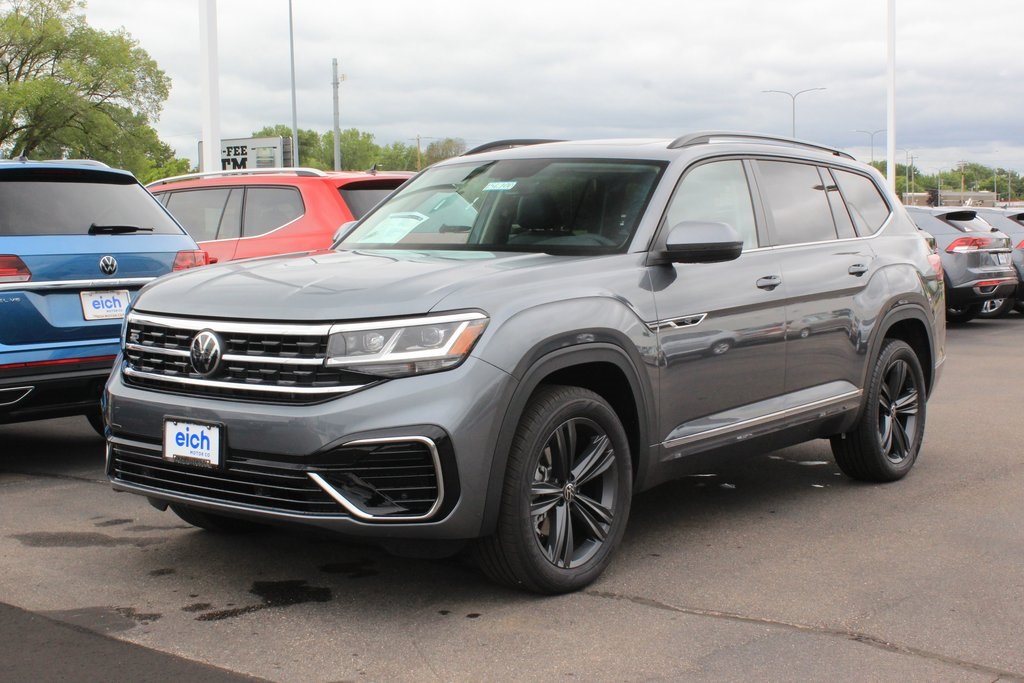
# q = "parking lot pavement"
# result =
<box><xmin>0</xmin><ymin>602</ymin><xmax>265</xmax><ymax>682</ymax></box>
<box><xmin>1</xmin><ymin>316</ymin><xmax>1023</xmax><ymax>681</ymax></box>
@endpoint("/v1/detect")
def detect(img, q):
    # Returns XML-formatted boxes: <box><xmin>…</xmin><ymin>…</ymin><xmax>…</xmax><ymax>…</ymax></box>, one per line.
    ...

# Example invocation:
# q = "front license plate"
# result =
<box><xmin>163</xmin><ymin>419</ymin><xmax>221</xmax><ymax>467</ymax></box>
<box><xmin>80</xmin><ymin>289</ymin><xmax>131</xmax><ymax>320</ymax></box>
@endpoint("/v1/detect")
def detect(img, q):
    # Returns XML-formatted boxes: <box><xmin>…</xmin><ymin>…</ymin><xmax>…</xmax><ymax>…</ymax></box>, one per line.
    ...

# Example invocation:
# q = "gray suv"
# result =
<box><xmin>104</xmin><ymin>132</ymin><xmax>945</xmax><ymax>593</ymax></box>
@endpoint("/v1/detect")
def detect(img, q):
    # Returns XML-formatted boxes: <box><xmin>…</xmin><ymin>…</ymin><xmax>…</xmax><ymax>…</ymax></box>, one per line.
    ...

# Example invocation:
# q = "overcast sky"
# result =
<box><xmin>83</xmin><ymin>0</ymin><xmax>1024</xmax><ymax>174</ymax></box>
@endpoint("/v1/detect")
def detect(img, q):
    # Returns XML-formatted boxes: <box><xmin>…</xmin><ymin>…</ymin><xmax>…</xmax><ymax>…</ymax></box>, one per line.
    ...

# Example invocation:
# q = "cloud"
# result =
<box><xmin>82</xmin><ymin>0</ymin><xmax>1024</xmax><ymax>172</ymax></box>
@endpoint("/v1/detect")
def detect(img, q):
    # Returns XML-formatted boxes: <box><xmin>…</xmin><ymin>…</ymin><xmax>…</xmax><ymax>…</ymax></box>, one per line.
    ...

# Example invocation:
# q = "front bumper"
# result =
<box><xmin>105</xmin><ymin>356</ymin><xmax>515</xmax><ymax>540</ymax></box>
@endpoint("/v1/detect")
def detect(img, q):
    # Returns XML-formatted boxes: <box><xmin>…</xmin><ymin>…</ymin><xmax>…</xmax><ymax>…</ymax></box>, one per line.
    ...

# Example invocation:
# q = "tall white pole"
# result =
<box><xmin>198</xmin><ymin>0</ymin><xmax>221</xmax><ymax>173</ymax></box>
<box><xmin>886</xmin><ymin>0</ymin><xmax>896</xmax><ymax>192</ymax></box>
<box><xmin>332</xmin><ymin>59</ymin><xmax>342</xmax><ymax>171</ymax></box>
<box><xmin>288</xmin><ymin>0</ymin><xmax>299</xmax><ymax>167</ymax></box>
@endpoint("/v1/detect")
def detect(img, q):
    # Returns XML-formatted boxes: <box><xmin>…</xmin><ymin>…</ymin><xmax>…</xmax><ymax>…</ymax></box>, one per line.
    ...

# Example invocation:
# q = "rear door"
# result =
<box><xmin>751</xmin><ymin>159</ymin><xmax>880</xmax><ymax>408</ymax></box>
<box><xmin>158</xmin><ymin>186</ymin><xmax>242</xmax><ymax>263</ymax></box>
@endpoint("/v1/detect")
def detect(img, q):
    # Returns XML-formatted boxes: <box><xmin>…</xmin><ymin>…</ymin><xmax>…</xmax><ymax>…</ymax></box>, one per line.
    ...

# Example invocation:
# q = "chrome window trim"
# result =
<box><xmin>308</xmin><ymin>436</ymin><xmax>445</xmax><ymax>522</ymax></box>
<box><xmin>123</xmin><ymin>366</ymin><xmax>365</xmax><ymax>395</ymax></box>
<box><xmin>0</xmin><ymin>277</ymin><xmax>155</xmax><ymax>292</ymax></box>
<box><xmin>662</xmin><ymin>389</ymin><xmax>862</xmax><ymax>449</ymax></box>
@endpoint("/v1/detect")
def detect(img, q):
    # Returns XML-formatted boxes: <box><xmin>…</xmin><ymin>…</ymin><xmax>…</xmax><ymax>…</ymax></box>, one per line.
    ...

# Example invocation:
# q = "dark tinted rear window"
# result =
<box><xmin>0</xmin><ymin>170</ymin><xmax>184</xmax><ymax>236</ymax></box>
<box><xmin>339</xmin><ymin>181</ymin><xmax>406</xmax><ymax>219</ymax></box>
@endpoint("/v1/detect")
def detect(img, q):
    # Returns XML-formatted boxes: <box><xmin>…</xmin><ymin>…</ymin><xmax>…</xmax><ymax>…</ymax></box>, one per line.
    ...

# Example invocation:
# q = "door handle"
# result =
<box><xmin>848</xmin><ymin>264</ymin><xmax>868</xmax><ymax>276</ymax></box>
<box><xmin>756</xmin><ymin>275</ymin><xmax>782</xmax><ymax>291</ymax></box>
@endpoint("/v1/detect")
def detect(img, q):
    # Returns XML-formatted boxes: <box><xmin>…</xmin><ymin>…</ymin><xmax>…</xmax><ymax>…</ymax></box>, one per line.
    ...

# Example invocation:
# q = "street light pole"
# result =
<box><xmin>762</xmin><ymin>87</ymin><xmax>826</xmax><ymax>138</ymax></box>
<box><xmin>855</xmin><ymin>129</ymin><xmax>885</xmax><ymax>163</ymax></box>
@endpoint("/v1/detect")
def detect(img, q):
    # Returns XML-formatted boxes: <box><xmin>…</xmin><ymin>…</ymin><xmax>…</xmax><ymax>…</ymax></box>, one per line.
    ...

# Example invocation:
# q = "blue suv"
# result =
<box><xmin>0</xmin><ymin>160</ymin><xmax>207</xmax><ymax>434</ymax></box>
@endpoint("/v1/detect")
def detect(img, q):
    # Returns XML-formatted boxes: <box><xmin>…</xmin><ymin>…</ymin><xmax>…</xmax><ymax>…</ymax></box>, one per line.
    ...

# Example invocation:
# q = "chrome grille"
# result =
<box><xmin>122</xmin><ymin>312</ymin><xmax>372</xmax><ymax>403</ymax></box>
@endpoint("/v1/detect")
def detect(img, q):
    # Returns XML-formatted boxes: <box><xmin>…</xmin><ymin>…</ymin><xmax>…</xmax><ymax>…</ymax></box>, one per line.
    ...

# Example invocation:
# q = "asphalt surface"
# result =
<box><xmin>1</xmin><ymin>315</ymin><xmax>1023</xmax><ymax>682</ymax></box>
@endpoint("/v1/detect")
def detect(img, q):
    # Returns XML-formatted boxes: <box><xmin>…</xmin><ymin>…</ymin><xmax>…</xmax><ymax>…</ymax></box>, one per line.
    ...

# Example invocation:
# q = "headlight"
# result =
<box><xmin>326</xmin><ymin>311</ymin><xmax>488</xmax><ymax>377</ymax></box>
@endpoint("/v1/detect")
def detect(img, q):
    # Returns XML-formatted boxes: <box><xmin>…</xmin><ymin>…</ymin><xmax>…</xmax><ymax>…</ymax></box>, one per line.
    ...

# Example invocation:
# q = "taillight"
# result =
<box><xmin>1016</xmin><ymin>239</ymin><xmax>1024</xmax><ymax>250</ymax></box>
<box><xmin>946</xmin><ymin>236</ymin><xmax>992</xmax><ymax>253</ymax></box>
<box><xmin>928</xmin><ymin>254</ymin><xmax>943</xmax><ymax>280</ymax></box>
<box><xmin>0</xmin><ymin>255</ymin><xmax>31</xmax><ymax>282</ymax></box>
<box><xmin>171</xmin><ymin>250</ymin><xmax>210</xmax><ymax>271</ymax></box>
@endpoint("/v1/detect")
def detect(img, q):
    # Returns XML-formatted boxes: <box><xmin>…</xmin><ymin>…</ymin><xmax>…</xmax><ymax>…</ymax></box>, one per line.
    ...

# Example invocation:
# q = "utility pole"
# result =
<box><xmin>332</xmin><ymin>59</ymin><xmax>346</xmax><ymax>171</ymax></box>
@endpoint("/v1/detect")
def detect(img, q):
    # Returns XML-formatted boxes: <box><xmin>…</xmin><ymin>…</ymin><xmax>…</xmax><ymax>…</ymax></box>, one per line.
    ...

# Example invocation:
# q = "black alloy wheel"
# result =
<box><xmin>476</xmin><ymin>385</ymin><xmax>632</xmax><ymax>593</ymax></box>
<box><xmin>831</xmin><ymin>338</ymin><xmax>926</xmax><ymax>482</ymax></box>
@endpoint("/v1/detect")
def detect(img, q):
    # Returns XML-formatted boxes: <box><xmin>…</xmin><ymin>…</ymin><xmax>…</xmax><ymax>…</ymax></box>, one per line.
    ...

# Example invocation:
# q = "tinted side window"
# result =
<box><xmin>163</xmin><ymin>188</ymin><xmax>234</xmax><ymax>242</ymax></box>
<box><xmin>833</xmin><ymin>169</ymin><xmax>891</xmax><ymax>234</ymax></box>
<box><xmin>665</xmin><ymin>160</ymin><xmax>758</xmax><ymax>249</ymax></box>
<box><xmin>821</xmin><ymin>169</ymin><xmax>857</xmax><ymax>239</ymax></box>
<box><xmin>757</xmin><ymin>160</ymin><xmax>837</xmax><ymax>245</ymax></box>
<box><xmin>242</xmin><ymin>187</ymin><xmax>304</xmax><ymax>237</ymax></box>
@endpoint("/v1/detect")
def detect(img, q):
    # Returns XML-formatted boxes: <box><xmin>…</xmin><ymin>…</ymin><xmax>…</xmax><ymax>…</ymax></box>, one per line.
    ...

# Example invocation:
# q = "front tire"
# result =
<box><xmin>476</xmin><ymin>385</ymin><xmax>632</xmax><ymax>594</ymax></box>
<box><xmin>831</xmin><ymin>339</ymin><xmax>926</xmax><ymax>482</ymax></box>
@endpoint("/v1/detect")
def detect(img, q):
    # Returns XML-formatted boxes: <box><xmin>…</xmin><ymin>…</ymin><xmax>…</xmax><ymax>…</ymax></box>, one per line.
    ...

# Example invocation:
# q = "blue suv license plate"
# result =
<box><xmin>80</xmin><ymin>289</ymin><xmax>131</xmax><ymax>320</ymax></box>
<box><xmin>163</xmin><ymin>419</ymin><xmax>221</xmax><ymax>467</ymax></box>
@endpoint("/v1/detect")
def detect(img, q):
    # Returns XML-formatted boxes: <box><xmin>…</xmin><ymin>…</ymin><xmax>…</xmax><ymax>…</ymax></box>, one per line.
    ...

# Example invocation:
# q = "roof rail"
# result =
<box><xmin>42</xmin><ymin>158</ymin><xmax>111</xmax><ymax>167</ymax></box>
<box><xmin>146</xmin><ymin>166</ymin><xmax>330</xmax><ymax>187</ymax></box>
<box><xmin>668</xmin><ymin>131</ymin><xmax>853</xmax><ymax>159</ymax></box>
<box><xmin>463</xmin><ymin>139</ymin><xmax>564</xmax><ymax>156</ymax></box>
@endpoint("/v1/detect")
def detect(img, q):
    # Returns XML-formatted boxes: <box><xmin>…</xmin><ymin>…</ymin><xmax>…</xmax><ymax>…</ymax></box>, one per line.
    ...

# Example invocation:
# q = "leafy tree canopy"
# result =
<box><xmin>0</xmin><ymin>0</ymin><xmax>171</xmax><ymax>177</ymax></box>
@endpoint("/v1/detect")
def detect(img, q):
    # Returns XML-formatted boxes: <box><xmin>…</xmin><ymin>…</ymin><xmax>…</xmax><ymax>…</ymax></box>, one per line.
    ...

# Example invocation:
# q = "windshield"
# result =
<box><xmin>340</xmin><ymin>158</ymin><xmax>664</xmax><ymax>253</ymax></box>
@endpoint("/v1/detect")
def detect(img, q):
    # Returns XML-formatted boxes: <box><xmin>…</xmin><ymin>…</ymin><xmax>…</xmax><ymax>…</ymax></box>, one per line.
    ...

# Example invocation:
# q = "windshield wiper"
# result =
<box><xmin>88</xmin><ymin>223</ymin><xmax>154</xmax><ymax>235</ymax></box>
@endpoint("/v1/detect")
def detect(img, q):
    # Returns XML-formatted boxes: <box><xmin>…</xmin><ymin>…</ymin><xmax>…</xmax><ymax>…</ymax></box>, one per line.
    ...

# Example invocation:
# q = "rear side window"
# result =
<box><xmin>832</xmin><ymin>169</ymin><xmax>891</xmax><ymax>234</ymax></box>
<box><xmin>665</xmin><ymin>160</ymin><xmax>758</xmax><ymax>250</ymax></box>
<box><xmin>0</xmin><ymin>172</ymin><xmax>185</xmax><ymax>236</ymax></box>
<box><xmin>756</xmin><ymin>160</ymin><xmax>837</xmax><ymax>245</ymax></box>
<box><xmin>162</xmin><ymin>188</ymin><xmax>243</xmax><ymax>242</ymax></box>
<box><xmin>242</xmin><ymin>187</ymin><xmax>304</xmax><ymax>236</ymax></box>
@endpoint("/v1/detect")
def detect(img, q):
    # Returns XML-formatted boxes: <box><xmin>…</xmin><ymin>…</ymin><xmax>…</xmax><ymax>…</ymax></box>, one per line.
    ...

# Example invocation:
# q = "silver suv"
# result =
<box><xmin>104</xmin><ymin>132</ymin><xmax>945</xmax><ymax>593</ymax></box>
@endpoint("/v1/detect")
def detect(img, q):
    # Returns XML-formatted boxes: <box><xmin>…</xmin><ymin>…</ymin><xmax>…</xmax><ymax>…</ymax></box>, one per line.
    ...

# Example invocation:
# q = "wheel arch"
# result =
<box><xmin>870</xmin><ymin>304</ymin><xmax>937</xmax><ymax>398</ymax></box>
<box><xmin>478</xmin><ymin>343</ymin><xmax>654</xmax><ymax>536</ymax></box>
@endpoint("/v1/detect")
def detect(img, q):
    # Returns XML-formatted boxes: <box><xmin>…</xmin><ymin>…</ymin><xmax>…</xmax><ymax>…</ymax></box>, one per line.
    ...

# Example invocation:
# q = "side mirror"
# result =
<box><xmin>663</xmin><ymin>221</ymin><xmax>743</xmax><ymax>263</ymax></box>
<box><xmin>332</xmin><ymin>220</ymin><xmax>357</xmax><ymax>244</ymax></box>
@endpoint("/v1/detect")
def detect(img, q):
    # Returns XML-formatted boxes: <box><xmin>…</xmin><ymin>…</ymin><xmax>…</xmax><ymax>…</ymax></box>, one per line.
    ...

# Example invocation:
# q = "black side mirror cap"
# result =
<box><xmin>661</xmin><ymin>221</ymin><xmax>744</xmax><ymax>264</ymax></box>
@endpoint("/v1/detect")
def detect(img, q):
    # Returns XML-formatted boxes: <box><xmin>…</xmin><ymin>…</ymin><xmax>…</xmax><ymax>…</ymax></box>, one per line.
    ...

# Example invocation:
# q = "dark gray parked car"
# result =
<box><xmin>905</xmin><ymin>206</ymin><xmax>1016</xmax><ymax>323</ymax></box>
<box><xmin>104</xmin><ymin>133</ymin><xmax>945</xmax><ymax>593</ymax></box>
<box><xmin>972</xmin><ymin>207</ymin><xmax>1024</xmax><ymax>317</ymax></box>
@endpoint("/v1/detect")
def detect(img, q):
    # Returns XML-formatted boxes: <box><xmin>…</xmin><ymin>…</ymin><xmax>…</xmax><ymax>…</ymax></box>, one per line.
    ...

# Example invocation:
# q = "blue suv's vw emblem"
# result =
<box><xmin>99</xmin><ymin>255</ymin><xmax>118</xmax><ymax>275</ymax></box>
<box><xmin>190</xmin><ymin>330</ymin><xmax>223</xmax><ymax>377</ymax></box>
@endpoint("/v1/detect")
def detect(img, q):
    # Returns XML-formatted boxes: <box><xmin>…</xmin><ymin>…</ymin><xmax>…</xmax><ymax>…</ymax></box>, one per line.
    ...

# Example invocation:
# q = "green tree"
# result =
<box><xmin>252</xmin><ymin>124</ymin><xmax>328</xmax><ymax>169</ymax></box>
<box><xmin>377</xmin><ymin>141</ymin><xmax>417</xmax><ymax>171</ymax></box>
<box><xmin>0</xmin><ymin>0</ymin><xmax>172</xmax><ymax>176</ymax></box>
<box><xmin>424</xmin><ymin>137</ymin><xmax>466</xmax><ymax>166</ymax></box>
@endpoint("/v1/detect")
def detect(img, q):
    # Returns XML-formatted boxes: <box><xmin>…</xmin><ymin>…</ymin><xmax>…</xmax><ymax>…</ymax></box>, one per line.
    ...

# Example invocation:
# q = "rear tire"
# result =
<box><xmin>831</xmin><ymin>339</ymin><xmax>926</xmax><ymax>482</ymax></box>
<box><xmin>945</xmin><ymin>303</ymin><xmax>981</xmax><ymax>324</ymax></box>
<box><xmin>475</xmin><ymin>385</ymin><xmax>632</xmax><ymax>594</ymax></box>
<box><xmin>170</xmin><ymin>504</ymin><xmax>267</xmax><ymax>533</ymax></box>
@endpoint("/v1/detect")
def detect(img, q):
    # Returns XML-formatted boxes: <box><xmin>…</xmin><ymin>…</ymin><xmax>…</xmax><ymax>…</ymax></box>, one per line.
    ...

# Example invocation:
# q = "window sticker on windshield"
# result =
<box><xmin>483</xmin><ymin>181</ymin><xmax>517</xmax><ymax>192</ymax></box>
<box><xmin>358</xmin><ymin>211</ymin><xmax>427</xmax><ymax>242</ymax></box>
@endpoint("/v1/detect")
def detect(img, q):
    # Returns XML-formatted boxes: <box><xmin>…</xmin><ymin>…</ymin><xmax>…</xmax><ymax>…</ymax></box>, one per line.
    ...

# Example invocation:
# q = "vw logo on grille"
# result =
<box><xmin>99</xmin><ymin>255</ymin><xmax>118</xmax><ymax>275</ymax></box>
<box><xmin>190</xmin><ymin>330</ymin><xmax>223</xmax><ymax>377</ymax></box>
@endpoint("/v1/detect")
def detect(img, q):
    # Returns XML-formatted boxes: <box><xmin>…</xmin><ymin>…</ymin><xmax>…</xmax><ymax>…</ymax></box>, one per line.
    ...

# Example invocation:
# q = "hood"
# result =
<box><xmin>132</xmin><ymin>248</ymin><xmax>579</xmax><ymax>321</ymax></box>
